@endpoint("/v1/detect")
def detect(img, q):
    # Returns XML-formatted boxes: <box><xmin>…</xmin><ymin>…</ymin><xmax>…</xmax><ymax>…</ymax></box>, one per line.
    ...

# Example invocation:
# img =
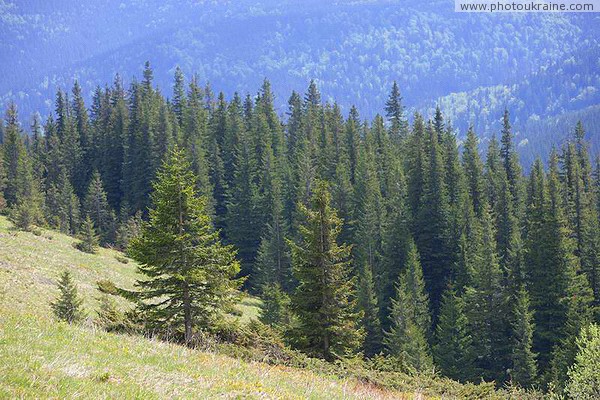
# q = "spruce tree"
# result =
<box><xmin>2</xmin><ymin>103</ymin><xmax>25</xmax><ymax>207</ymax></box>
<box><xmin>564</xmin><ymin>323</ymin><xmax>600</xmax><ymax>400</ymax></box>
<box><xmin>46</xmin><ymin>171</ymin><xmax>80</xmax><ymax>234</ymax></box>
<box><xmin>526</xmin><ymin>153</ymin><xmax>593</xmax><ymax>381</ymax></box>
<box><xmin>115</xmin><ymin>211</ymin><xmax>143</xmax><ymax>251</ymax></box>
<box><xmin>172</xmin><ymin>66</ymin><xmax>187</xmax><ymax>127</ymax></box>
<box><xmin>76</xmin><ymin>216</ymin><xmax>100</xmax><ymax>254</ymax></box>
<box><xmin>380</xmin><ymin>157</ymin><xmax>412</xmax><ymax>329</ymax></box>
<box><xmin>433</xmin><ymin>288</ymin><xmax>474</xmax><ymax>382</ymax></box>
<box><xmin>83</xmin><ymin>170</ymin><xmax>116</xmax><ymax>244</ymax></box>
<box><xmin>254</xmin><ymin>178</ymin><xmax>292</xmax><ymax>292</ymax></box>
<box><xmin>353</xmin><ymin>135</ymin><xmax>385</xmax><ymax>341</ymax></box>
<box><xmin>510</xmin><ymin>286</ymin><xmax>538</xmax><ymax>387</ymax></box>
<box><xmin>51</xmin><ymin>271</ymin><xmax>85</xmax><ymax>324</ymax></box>
<box><xmin>128</xmin><ymin>148</ymin><xmax>241</xmax><ymax>344</ymax></box>
<box><xmin>464</xmin><ymin>205</ymin><xmax>508</xmax><ymax>383</ymax></box>
<box><xmin>413</xmin><ymin>122</ymin><xmax>451</xmax><ymax>316</ymax></box>
<box><xmin>462</xmin><ymin>126</ymin><xmax>485</xmax><ymax>218</ymax></box>
<box><xmin>226</xmin><ymin>123</ymin><xmax>260</xmax><ymax>284</ymax></box>
<box><xmin>289</xmin><ymin>180</ymin><xmax>362</xmax><ymax>360</ymax></box>
<box><xmin>71</xmin><ymin>80</ymin><xmax>91</xmax><ymax>195</ymax></box>
<box><xmin>357</xmin><ymin>261</ymin><xmax>382</xmax><ymax>356</ymax></box>
<box><xmin>385</xmin><ymin>241</ymin><xmax>432</xmax><ymax>372</ymax></box>
<box><xmin>385</xmin><ymin>81</ymin><xmax>409</xmax><ymax>141</ymax></box>
<box><xmin>500</xmin><ymin>109</ymin><xmax>523</xmax><ymax>213</ymax></box>
<box><xmin>259</xmin><ymin>283</ymin><xmax>292</xmax><ymax>329</ymax></box>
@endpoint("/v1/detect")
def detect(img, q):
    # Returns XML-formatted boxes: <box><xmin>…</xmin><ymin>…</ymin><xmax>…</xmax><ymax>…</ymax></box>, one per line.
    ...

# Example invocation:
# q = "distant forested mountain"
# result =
<box><xmin>1</xmin><ymin>0</ymin><xmax>599</xmax><ymax>164</ymax></box>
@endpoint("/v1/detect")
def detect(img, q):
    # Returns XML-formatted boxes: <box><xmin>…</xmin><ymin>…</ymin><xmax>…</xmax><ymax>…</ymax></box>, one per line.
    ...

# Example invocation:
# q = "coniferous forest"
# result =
<box><xmin>1</xmin><ymin>62</ymin><xmax>600</xmax><ymax>395</ymax></box>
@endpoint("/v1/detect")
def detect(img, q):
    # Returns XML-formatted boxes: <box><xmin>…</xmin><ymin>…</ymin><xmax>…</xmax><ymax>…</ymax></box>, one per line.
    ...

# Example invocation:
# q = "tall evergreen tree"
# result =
<box><xmin>499</xmin><ymin>109</ymin><xmax>523</xmax><ymax>213</ymax></box>
<box><xmin>72</xmin><ymin>80</ymin><xmax>91</xmax><ymax>195</ymax></box>
<box><xmin>128</xmin><ymin>148</ymin><xmax>241</xmax><ymax>343</ymax></box>
<box><xmin>384</xmin><ymin>81</ymin><xmax>409</xmax><ymax>141</ymax></box>
<box><xmin>510</xmin><ymin>286</ymin><xmax>538</xmax><ymax>387</ymax></box>
<box><xmin>46</xmin><ymin>171</ymin><xmax>80</xmax><ymax>234</ymax></box>
<box><xmin>357</xmin><ymin>261</ymin><xmax>382</xmax><ymax>356</ymax></box>
<box><xmin>464</xmin><ymin>205</ymin><xmax>508</xmax><ymax>383</ymax></box>
<box><xmin>413</xmin><ymin>122</ymin><xmax>451</xmax><ymax>316</ymax></box>
<box><xmin>462</xmin><ymin>126</ymin><xmax>485</xmax><ymax>218</ymax></box>
<box><xmin>433</xmin><ymin>288</ymin><xmax>475</xmax><ymax>382</ymax></box>
<box><xmin>380</xmin><ymin>158</ymin><xmax>412</xmax><ymax>332</ymax></box>
<box><xmin>76</xmin><ymin>216</ymin><xmax>100</xmax><ymax>254</ymax></box>
<box><xmin>83</xmin><ymin>171</ymin><xmax>115</xmax><ymax>245</ymax></box>
<box><xmin>525</xmin><ymin>154</ymin><xmax>589</xmax><ymax>379</ymax></box>
<box><xmin>289</xmin><ymin>180</ymin><xmax>362</xmax><ymax>360</ymax></box>
<box><xmin>2</xmin><ymin>103</ymin><xmax>26</xmax><ymax>207</ymax></box>
<box><xmin>385</xmin><ymin>241</ymin><xmax>432</xmax><ymax>372</ymax></box>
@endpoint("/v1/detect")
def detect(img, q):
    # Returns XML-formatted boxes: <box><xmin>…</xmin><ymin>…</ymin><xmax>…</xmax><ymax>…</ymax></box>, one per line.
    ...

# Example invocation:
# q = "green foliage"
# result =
<box><xmin>95</xmin><ymin>294</ymin><xmax>127</xmax><ymax>332</ymax></box>
<box><xmin>115</xmin><ymin>212</ymin><xmax>142</xmax><ymax>251</ymax></box>
<box><xmin>76</xmin><ymin>216</ymin><xmax>99</xmax><ymax>254</ymax></box>
<box><xmin>2</xmin><ymin>70</ymin><xmax>600</xmax><ymax>394</ymax></box>
<box><xmin>289</xmin><ymin>180</ymin><xmax>362</xmax><ymax>361</ymax></box>
<box><xmin>385</xmin><ymin>241</ymin><xmax>432</xmax><ymax>372</ymax></box>
<box><xmin>357</xmin><ymin>262</ymin><xmax>382</xmax><ymax>357</ymax></box>
<box><xmin>433</xmin><ymin>288</ymin><xmax>475</xmax><ymax>382</ymax></box>
<box><xmin>51</xmin><ymin>271</ymin><xmax>85</xmax><ymax>324</ymax></box>
<box><xmin>565</xmin><ymin>324</ymin><xmax>600</xmax><ymax>400</ymax></box>
<box><xmin>127</xmin><ymin>148</ymin><xmax>242</xmax><ymax>344</ymax></box>
<box><xmin>510</xmin><ymin>286</ymin><xmax>538</xmax><ymax>387</ymax></box>
<box><xmin>83</xmin><ymin>170</ymin><xmax>116</xmax><ymax>245</ymax></box>
<box><xmin>464</xmin><ymin>205</ymin><xmax>508</xmax><ymax>383</ymax></box>
<box><xmin>259</xmin><ymin>283</ymin><xmax>292</xmax><ymax>329</ymax></box>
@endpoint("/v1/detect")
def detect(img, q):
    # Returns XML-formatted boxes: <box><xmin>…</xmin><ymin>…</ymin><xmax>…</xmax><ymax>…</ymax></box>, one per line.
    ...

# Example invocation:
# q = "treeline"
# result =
<box><xmin>1</xmin><ymin>62</ymin><xmax>599</xmax><ymax>391</ymax></box>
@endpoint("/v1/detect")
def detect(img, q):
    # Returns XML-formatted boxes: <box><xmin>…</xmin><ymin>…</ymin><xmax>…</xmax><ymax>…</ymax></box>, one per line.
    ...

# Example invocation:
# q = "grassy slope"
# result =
<box><xmin>0</xmin><ymin>217</ymin><xmax>401</xmax><ymax>399</ymax></box>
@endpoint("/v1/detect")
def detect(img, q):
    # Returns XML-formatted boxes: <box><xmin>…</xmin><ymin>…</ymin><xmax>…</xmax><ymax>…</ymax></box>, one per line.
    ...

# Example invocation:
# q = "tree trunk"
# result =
<box><xmin>183</xmin><ymin>282</ymin><xmax>192</xmax><ymax>345</ymax></box>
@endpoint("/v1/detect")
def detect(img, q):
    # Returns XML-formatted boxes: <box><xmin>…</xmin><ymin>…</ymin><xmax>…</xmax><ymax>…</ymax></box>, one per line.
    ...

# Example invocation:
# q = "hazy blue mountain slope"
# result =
<box><xmin>0</xmin><ymin>0</ymin><xmax>598</xmax><ymax>158</ymax></box>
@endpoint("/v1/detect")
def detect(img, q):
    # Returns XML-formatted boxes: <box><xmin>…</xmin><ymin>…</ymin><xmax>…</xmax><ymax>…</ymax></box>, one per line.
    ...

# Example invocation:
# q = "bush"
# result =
<box><xmin>115</xmin><ymin>255</ymin><xmax>129</xmax><ymax>264</ymax></box>
<box><xmin>97</xmin><ymin>279</ymin><xmax>119</xmax><ymax>295</ymax></box>
<box><xmin>95</xmin><ymin>294</ymin><xmax>129</xmax><ymax>332</ymax></box>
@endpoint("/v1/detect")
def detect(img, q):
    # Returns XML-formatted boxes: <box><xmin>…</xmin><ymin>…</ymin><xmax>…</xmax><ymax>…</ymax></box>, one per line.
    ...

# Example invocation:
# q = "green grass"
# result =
<box><xmin>0</xmin><ymin>217</ymin><xmax>401</xmax><ymax>399</ymax></box>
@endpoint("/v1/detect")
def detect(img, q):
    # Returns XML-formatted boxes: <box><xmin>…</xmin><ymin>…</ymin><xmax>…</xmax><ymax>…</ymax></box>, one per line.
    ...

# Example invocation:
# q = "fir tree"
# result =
<box><xmin>464</xmin><ymin>205</ymin><xmax>508</xmax><ymax>383</ymax></box>
<box><xmin>433</xmin><ymin>288</ymin><xmax>474</xmax><ymax>382</ymax></box>
<box><xmin>289</xmin><ymin>180</ymin><xmax>362</xmax><ymax>360</ymax></box>
<box><xmin>172</xmin><ymin>66</ymin><xmax>187</xmax><ymax>127</ymax></box>
<box><xmin>564</xmin><ymin>323</ymin><xmax>600</xmax><ymax>400</ymax></box>
<box><xmin>76</xmin><ymin>216</ymin><xmax>100</xmax><ymax>254</ymax></box>
<box><xmin>254</xmin><ymin>178</ymin><xmax>292</xmax><ymax>292</ymax></box>
<box><xmin>500</xmin><ymin>109</ymin><xmax>523</xmax><ymax>212</ymax></box>
<box><xmin>413</xmin><ymin>122</ymin><xmax>452</xmax><ymax>316</ymax></box>
<box><xmin>2</xmin><ymin>103</ymin><xmax>25</xmax><ymax>207</ymax></box>
<box><xmin>510</xmin><ymin>286</ymin><xmax>538</xmax><ymax>387</ymax></box>
<box><xmin>46</xmin><ymin>171</ymin><xmax>80</xmax><ymax>234</ymax></box>
<box><xmin>526</xmin><ymin>153</ymin><xmax>592</xmax><ymax>381</ymax></box>
<box><xmin>71</xmin><ymin>80</ymin><xmax>91</xmax><ymax>195</ymax></box>
<box><xmin>385</xmin><ymin>81</ymin><xmax>409</xmax><ymax>141</ymax></box>
<box><xmin>380</xmin><ymin>158</ymin><xmax>412</xmax><ymax>331</ymax></box>
<box><xmin>128</xmin><ymin>148</ymin><xmax>241</xmax><ymax>344</ymax></box>
<box><xmin>51</xmin><ymin>271</ymin><xmax>85</xmax><ymax>324</ymax></box>
<box><xmin>83</xmin><ymin>170</ymin><xmax>116</xmax><ymax>244</ymax></box>
<box><xmin>357</xmin><ymin>261</ymin><xmax>382</xmax><ymax>356</ymax></box>
<box><xmin>385</xmin><ymin>241</ymin><xmax>432</xmax><ymax>372</ymax></box>
<box><xmin>96</xmin><ymin>294</ymin><xmax>126</xmax><ymax>332</ymax></box>
<box><xmin>462</xmin><ymin>126</ymin><xmax>485</xmax><ymax>218</ymax></box>
<box><xmin>115</xmin><ymin>211</ymin><xmax>143</xmax><ymax>251</ymax></box>
<box><xmin>259</xmin><ymin>283</ymin><xmax>292</xmax><ymax>329</ymax></box>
